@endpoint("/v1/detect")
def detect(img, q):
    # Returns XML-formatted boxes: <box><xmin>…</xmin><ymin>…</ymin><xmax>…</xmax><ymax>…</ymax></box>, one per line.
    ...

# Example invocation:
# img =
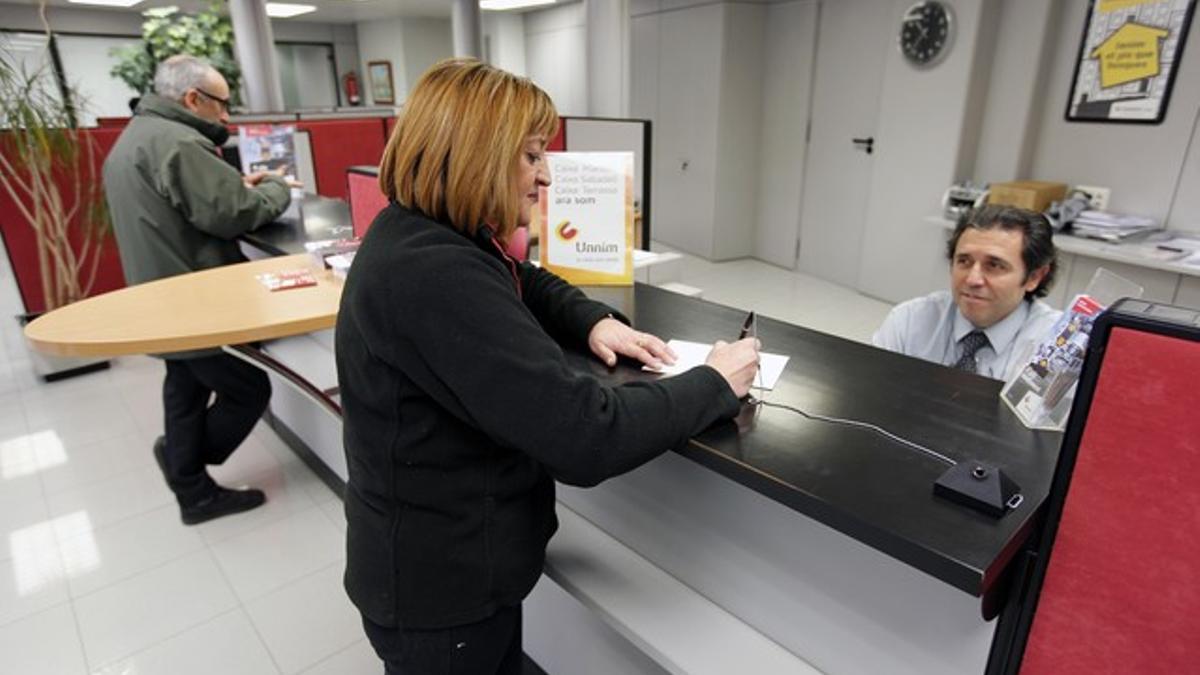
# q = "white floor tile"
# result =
<box><xmin>61</xmin><ymin>504</ymin><xmax>206</xmax><ymax>598</ymax></box>
<box><xmin>0</xmin><ymin>433</ymin><xmax>45</xmax><ymax>503</ymax></box>
<box><xmin>0</xmin><ymin>393</ymin><xmax>29</xmax><ymax>434</ymax></box>
<box><xmin>91</xmin><ymin>609</ymin><xmax>280</xmax><ymax>675</ymax></box>
<box><xmin>208</xmin><ymin>432</ymin><xmax>285</xmax><ymax>487</ymax></box>
<box><xmin>299</xmin><ymin>639</ymin><xmax>380</xmax><ymax>675</ymax></box>
<box><xmin>210</xmin><ymin>505</ymin><xmax>344</xmax><ymax>602</ymax></box>
<box><xmin>21</xmin><ymin>403</ymin><xmax>140</xmax><ymax>453</ymax></box>
<box><xmin>45</xmin><ymin>466</ymin><xmax>175</xmax><ymax>539</ymax></box>
<box><xmin>38</xmin><ymin>431</ymin><xmax>157</xmax><ymax>496</ymax></box>
<box><xmin>0</xmin><ymin>533</ymin><xmax>69</xmax><ymax>626</ymax></box>
<box><xmin>0</xmin><ymin>491</ymin><xmax>51</xmax><ymax>563</ymax></box>
<box><xmin>0</xmin><ymin>604</ymin><xmax>88</xmax><ymax>675</ymax></box>
<box><xmin>245</xmin><ymin>563</ymin><xmax>363</xmax><ymax>675</ymax></box>
<box><xmin>73</xmin><ymin>550</ymin><xmax>238</xmax><ymax>669</ymax></box>
<box><xmin>318</xmin><ymin>497</ymin><xmax>346</xmax><ymax>534</ymax></box>
<box><xmin>192</xmin><ymin>459</ymin><xmax>320</xmax><ymax>546</ymax></box>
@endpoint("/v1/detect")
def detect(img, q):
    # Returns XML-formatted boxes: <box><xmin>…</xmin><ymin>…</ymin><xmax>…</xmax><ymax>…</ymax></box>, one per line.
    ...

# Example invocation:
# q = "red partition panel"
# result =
<box><xmin>296</xmin><ymin>118</ymin><xmax>388</xmax><ymax>200</ymax></box>
<box><xmin>0</xmin><ymin>128</ymin><xmax>127</xmax><ymax>315</ymax></box>
<box><xmin>95</xmin><ymin>117</ymin><xmax>131</xmax><ymax>128</ymax></box>
<box><xmin>547</xmin><ymin>122</ymin><xmax>565</xmax><ymax>151</ymax></box>
<box><xmin>347</xmin><ymin>169</ymin><xmax>388</xmax><ymax>238</ymax></box>
<box><xmin>1019</xmin><ymin>325</ymin><xmax>1200</xmax><ymax>673</ymax></box>
<box><xmin>385</xmin><ymin>115</ymin><xmax>397</xmax><ymax>141</ymax></box>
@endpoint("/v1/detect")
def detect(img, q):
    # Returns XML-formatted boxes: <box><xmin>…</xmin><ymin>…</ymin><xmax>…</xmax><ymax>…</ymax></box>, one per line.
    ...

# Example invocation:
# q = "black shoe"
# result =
<box><xmin>181</xmin><ymin>486</ymin><xmax>267</xmax><ymax>525</ymax></box>
<box><xmin>153</xmin><ymin>436</ymin><xmax>168</xmax><ymax>478</ymax></box>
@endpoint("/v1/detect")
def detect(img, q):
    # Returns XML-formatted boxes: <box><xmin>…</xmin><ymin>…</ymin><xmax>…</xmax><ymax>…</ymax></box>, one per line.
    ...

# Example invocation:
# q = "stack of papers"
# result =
<box><xmin>1071</xmin><ymin>210</ymin><xmax>1159</xmax><ymax>242</ymax></box>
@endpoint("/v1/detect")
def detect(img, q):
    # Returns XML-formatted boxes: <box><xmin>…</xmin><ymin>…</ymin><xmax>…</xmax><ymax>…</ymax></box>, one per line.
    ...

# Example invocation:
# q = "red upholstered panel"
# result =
<box><xmin>95</xmin><ymin>117</ymin><xmax>131</xmax><ymax>128</ymax></box>
<box><xmin>0</xmin><ymin>128</ymin><xmax>127</xmax><ymax>315</ymax></box>
<box><xmin>296</xmin><ymin>119</ymin><xmax>387</xmax><ymax>199</ymax></box>
<box><xmin>385</xmin><ymin>115</ymin><xmax>397</xmax><ymax>141</ymax></box>
<box><xmin>547</xmin><ymin>122</ymin><xmax>565</xmax><ymax>152</ymax></box>
<box><xmin>1021</xmin><ymin>327</ymin><xmax>1200</xmax><ymax>673</ymax></box>
<box><xmin>347</xmin><ymin>171</ymin><xmax>388</xmax><ymax>238</ymax></box>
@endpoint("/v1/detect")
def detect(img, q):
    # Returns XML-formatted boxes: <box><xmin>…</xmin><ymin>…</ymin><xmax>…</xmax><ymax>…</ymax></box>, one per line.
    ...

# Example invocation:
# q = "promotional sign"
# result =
<box><xmin>538</xmin><ymin>152</ymin><xmax>634</xmax><ymax>285</ymax></box>
<box><xmin>238</xmin><ymin>124</ymin><xmax>298</xmax><ymax>183</ymax></box>
<box><xmin>1065</xmin><ymin>0</ymin><xmax>1196</xmax><ymax>123</ymax></box>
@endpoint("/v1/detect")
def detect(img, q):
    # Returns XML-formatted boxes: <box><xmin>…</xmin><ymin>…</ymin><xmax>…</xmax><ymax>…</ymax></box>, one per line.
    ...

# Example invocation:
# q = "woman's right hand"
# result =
<box><xmin>705</xmin><ymin>338</ymin><xmax>761</xmax><ymax>399</ymax></box>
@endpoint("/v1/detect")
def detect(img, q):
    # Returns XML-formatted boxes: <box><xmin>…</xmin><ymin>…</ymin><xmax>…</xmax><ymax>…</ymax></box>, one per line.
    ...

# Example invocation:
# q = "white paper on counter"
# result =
<box><xmin>643</xmin><ymin>339</ymin><xmax>789</xmax><ymax>390</ymax></box>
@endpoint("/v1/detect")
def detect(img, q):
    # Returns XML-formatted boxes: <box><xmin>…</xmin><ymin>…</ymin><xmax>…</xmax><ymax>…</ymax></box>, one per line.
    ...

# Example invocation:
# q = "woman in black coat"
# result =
<box><xmin>336</xmin><ymin>57</ymin><xmax>759</xmax><ymax>675</ymax></box>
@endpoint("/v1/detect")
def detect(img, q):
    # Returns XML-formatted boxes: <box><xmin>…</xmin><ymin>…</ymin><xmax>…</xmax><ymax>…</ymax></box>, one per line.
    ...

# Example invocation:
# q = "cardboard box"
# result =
<box><xmin>987</xmin><ymin>181</ymin><xmax>1068</xmax><ymax>213</ymax></box>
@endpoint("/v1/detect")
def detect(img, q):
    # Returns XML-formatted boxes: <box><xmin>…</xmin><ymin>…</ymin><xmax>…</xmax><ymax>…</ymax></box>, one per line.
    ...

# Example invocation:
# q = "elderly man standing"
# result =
<box><xmin>103</xmin><ymin>55</ymin><xmax>292</xmax><ymax>525</ymax></box>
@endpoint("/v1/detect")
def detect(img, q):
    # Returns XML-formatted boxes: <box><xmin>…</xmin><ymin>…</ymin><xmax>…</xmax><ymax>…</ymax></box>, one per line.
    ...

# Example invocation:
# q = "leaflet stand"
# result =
<box><xmin>1000</xmin><ymin>269</ymin><xmax>1143</xmax><ymax>431</ymax></box>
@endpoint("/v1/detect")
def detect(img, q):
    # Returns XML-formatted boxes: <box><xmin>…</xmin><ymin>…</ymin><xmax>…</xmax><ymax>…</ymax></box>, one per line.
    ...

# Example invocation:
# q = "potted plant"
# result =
<box><xmin>0</xmin><ymin>38</ymin><xmax>113</xmax><ymax>381</ymax></box>
<box><xmin>110</xmin><ymin>3</ymin><xmax>242</xmax><ymax>106</ymax></box>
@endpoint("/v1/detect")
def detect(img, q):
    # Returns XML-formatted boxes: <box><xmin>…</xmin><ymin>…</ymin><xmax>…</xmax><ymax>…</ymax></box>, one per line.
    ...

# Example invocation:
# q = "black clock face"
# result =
<box><xmin>900</xmin><ymin>1</ymin><xmax>952</xmax><ymax>66</ymax></box>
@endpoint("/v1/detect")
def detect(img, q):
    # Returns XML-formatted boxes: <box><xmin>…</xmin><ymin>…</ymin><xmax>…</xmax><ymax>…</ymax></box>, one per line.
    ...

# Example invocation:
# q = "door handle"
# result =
<box><xmin>851</xmin><ymin>137</ymin><xmax>874</xmax><ymax>154</ymax></box>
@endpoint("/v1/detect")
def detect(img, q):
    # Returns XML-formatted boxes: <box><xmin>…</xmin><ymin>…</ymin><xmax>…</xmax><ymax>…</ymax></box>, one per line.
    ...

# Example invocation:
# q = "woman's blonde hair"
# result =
<box><xmin>379</xmin><ymin>58</ymin><xmax>558</xmax><ymax>240</ymax></box>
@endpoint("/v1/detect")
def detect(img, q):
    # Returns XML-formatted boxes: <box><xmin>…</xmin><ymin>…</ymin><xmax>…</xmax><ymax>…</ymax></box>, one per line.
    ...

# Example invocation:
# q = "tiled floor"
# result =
<box><xmin>0</xmin><ymin>238</ymin><xmax>893</xmax><ymax>674</ymax></box>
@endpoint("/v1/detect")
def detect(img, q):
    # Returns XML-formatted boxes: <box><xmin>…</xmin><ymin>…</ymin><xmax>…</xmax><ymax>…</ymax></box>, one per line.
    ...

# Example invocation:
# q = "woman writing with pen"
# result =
<box><xmin>335</xmin><ymin>58</ymin><xmax>760</xmax><ymax>674</ymax></box>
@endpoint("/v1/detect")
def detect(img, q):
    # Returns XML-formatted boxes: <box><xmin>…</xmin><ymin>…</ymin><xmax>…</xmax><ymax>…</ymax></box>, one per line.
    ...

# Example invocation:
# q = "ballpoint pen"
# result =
<box><xmin>738</xmin><ymin>311</ymin><xmax>756</xmax><ymax>340</ymax></box>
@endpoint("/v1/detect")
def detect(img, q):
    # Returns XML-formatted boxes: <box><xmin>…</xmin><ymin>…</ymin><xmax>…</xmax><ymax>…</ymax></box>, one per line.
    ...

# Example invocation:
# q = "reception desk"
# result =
<box><xmin>29</xmin><ymin>196</ymin><xmax>1063</xmax><ymax>674</ymax></box>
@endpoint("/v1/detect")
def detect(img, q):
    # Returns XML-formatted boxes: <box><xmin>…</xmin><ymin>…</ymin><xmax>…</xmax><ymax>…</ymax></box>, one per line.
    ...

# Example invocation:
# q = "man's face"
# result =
<box><xmin>183</xmin><ymin>72</ymin><xmax>231</xmax><ymax>125</ymax></box>
<box><xmin>951</xmin><ymin>227</ymin><xmax>1047</xmax><ymax>329</ymax></box>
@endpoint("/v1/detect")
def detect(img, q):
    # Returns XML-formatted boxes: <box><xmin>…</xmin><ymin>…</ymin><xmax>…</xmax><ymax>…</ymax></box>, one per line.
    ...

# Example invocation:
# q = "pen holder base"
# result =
<box><xmin>933</xmin><ymin>461</ymin><xmax>1022</xmax><ymax>518</ymax></box>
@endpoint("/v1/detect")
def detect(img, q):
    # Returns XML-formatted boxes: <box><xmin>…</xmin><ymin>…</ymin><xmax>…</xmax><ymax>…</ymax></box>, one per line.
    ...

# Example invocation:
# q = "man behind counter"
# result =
<box><xmin>103</xmin><ymin>55</ymin><xmax>294</xmax><ymax>525</ymax></box>
<box><xmin>873</xmin><ymin>205</ymin><xmax>1062</xmax><ymax>381</ymax></box>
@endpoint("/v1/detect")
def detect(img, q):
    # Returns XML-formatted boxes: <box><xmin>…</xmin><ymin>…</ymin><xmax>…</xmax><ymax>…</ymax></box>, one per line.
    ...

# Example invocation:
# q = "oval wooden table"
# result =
<box><xmin>24</xmin><ymin>254</ymin><xmax>345</xmax><ymax>417</ymax></box>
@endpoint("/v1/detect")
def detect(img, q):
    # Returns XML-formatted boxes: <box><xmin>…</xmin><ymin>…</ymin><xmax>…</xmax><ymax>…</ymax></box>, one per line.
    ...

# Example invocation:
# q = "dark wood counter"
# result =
<box><xmin>246</xmin><ymin>196</ymin><xmax>1063</xmax><ymax>608</ymax></box>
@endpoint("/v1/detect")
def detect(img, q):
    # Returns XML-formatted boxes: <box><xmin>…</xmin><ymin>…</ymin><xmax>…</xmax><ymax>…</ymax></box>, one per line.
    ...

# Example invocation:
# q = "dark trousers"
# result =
<box><xmin>362</xmin><ymin>605</ymin><xmax>524</xmax><ymax>675</ymax></box>
<box><xmin>161</xmin><ymin>354</ymin><xmax>271</xmax><ymax>506</ymax></box>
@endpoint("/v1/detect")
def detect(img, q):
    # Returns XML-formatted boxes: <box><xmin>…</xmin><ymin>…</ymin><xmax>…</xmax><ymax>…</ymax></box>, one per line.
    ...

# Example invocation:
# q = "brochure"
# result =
<box><xmin>256</xmin><ymin>268</ymin><xmax>317</xmax><ymax>292</ymax></box>
<box><xmin>238</xmin><ymin>124</ymin><xmax>298</xmax><ymax>182</ymax></box>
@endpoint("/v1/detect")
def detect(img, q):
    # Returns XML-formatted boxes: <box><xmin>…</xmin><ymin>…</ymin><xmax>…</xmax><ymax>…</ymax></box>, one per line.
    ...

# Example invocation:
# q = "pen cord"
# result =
<box><xmin>749</xmin><ymin>399</ymin><xmax>958</xmax><ymax>467</ymax></box>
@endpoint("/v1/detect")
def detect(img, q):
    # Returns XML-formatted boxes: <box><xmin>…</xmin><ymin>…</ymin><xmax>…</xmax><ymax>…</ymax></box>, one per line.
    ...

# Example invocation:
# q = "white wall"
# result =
<box><xmin>356</xmin><ymin>19</ymin><xmax>406</xmax><ymax>104</ymax></box>
<box><xmin>1027</xmin><ymin>0</ymin><xmax>1200</xmax><ymax>233</ymax></box>
<box><xmin>524</xmin><ymin>1</ymin><xmax>587</xmax><ymax>115</ymax></box>
<box><xmin>482</xmin><ymin>11</ymin><xmax>527</xmax><ymax>76</ymax></box>
<box><xmin>970</xmin><ymin>0</ymin><xmax>1059</xmax><ymax>183</ymax></box>
<box><xmin>1</xmin><ymin>3</ymin><xmax>359</xmax><ymax>113</ymax></box>
<box><xmin>712</xmin><ymin>2</ymin><xmax>765</xmax><ymax>260</ymax></box>
<box><xmin>0</xmin><ymin>3</ymin><xmax>141</xmax><ymax>34</ymax></box>
<box><xmin>356</xmin><ymin>17</ymin><xmax>451</xmax><ymax>105</ymax></box>
<box><xmin>856</xmin><ymin>0</ymin><xmax>995</xmax><ymax>302</ymax></box>
<box><xmin>753</xmin><ymin>0</ymin><xmax>817</xmax><ymax>267</ymax></box>
<box><xmin>633</xmin><ymin>2</ymin><xmax>723</xmax><ymax>257</ymax></box>
<box><xmin>400</xmin><ymin>18</ymin><xmax>454</xmax><ymax>93</ymax></box>
<box><xmin>1170</xmin><ymin>108</ymin><xmax>1200</xmax><ymax>231</ymax></box>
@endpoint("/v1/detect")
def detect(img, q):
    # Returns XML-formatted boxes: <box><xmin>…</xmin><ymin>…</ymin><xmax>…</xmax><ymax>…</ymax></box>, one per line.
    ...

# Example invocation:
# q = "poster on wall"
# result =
<box><xmin>538</xmin><ymin>152</ymin><xmax>634</xmax><ymax>286</ymax></box>
<box><xmin>367</xmin><ymin>60</ymin><xmax>395</xmax><ymax>105</ymax></box>
<box><xmin>1066</xmin><ymin>0</ymin><xmax>1196</xmax><ymax>124</ymax></box>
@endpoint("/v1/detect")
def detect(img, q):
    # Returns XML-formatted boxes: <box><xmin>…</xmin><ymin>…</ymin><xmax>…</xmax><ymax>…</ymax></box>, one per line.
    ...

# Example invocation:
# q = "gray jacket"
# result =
<box><xmin>102</xmin><ymin>94</ymin><xmax>291</xmax><ymax>358</ymax></box>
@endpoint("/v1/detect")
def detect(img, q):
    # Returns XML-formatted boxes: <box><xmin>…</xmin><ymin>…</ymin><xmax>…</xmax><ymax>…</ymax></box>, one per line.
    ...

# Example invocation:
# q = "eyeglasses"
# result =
<box><xmin>194</xmin><ymin>87</ymin><xmax>230</xmax><ymax>112</ymax></box>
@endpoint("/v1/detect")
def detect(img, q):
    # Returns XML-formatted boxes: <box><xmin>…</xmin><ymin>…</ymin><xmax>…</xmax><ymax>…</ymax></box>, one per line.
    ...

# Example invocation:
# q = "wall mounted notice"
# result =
<box><xmin>1065</xmin><ymin>0</ymin><xmax>1195</xmax><ymax>124</ymax></box>
<box><xmin>539</xmin><ymin>152</ymin><xmax>634</xmax><ymax>285</ymax></box>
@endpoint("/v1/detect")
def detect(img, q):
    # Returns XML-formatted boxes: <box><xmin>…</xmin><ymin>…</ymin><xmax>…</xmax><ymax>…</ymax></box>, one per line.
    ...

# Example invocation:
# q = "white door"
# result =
<box><xmin>753</xmin><ymin>0</ymin><xmax>819</xmax><ymax>268</ymax></box>
<box><xmin>796</xmin><ymin>0</ymin><xmax>893</xmax><ymax>286</ymax></box>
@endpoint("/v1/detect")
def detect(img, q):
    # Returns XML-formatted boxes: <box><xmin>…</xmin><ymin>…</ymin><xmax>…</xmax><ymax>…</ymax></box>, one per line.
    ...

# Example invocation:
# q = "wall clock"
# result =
<box><xmin>900</xmin><ymin>1</ymin><xmax>954</xmax><ymax>67</ymax></box>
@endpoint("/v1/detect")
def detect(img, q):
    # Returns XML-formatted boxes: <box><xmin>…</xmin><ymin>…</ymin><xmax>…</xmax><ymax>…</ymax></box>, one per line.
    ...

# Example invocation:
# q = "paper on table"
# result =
<box><xmin>644</xmin><ymin>339</ymin><xmax>789</xmax><ymax>390</ymax></box>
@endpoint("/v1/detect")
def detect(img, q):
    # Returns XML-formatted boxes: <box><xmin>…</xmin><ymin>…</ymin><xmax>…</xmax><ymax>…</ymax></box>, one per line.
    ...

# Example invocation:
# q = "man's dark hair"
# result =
<box><xmin>946</xmin><ymin>204</ymin><xmax>1057</xmax><ymax>299</ymax></box>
